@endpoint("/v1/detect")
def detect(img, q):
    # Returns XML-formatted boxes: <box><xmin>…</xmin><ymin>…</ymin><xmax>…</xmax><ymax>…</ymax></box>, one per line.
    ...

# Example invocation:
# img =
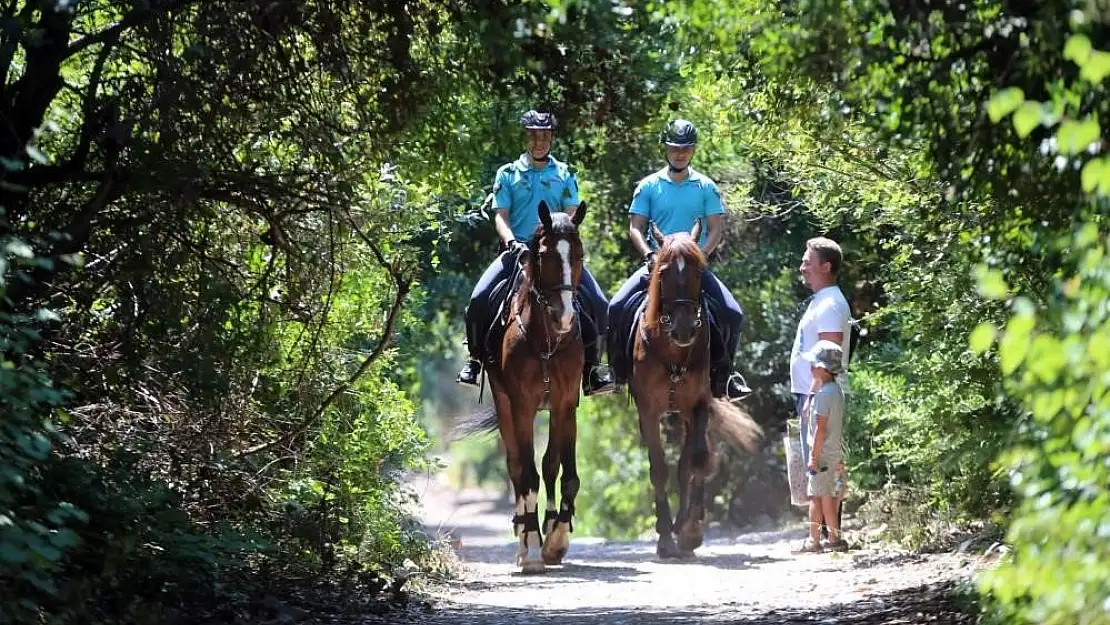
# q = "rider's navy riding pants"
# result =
<box><xmin>465</xmin><ymin>251</ymin><xmax>609</xmax><ymax>360</ymax></box>
<box><xmin>607</xmin><ymin>265</ymin><xmax>744</xmax><ymax>366</ymax></box>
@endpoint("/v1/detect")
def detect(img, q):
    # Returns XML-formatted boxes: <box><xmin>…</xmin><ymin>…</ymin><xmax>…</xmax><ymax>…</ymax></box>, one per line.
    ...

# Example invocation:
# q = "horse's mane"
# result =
<box><xmin>644</xmin><ymin>233</ymin><xmax>707</xmax><ymax>331</ymax></box>
<box><xmin>654</xmin><ymin>233</ymin><xmax>706</xmax><ymax>271</ymax></box>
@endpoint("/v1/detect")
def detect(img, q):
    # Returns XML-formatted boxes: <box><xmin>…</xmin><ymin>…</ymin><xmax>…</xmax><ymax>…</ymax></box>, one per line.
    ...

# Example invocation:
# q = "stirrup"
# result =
<box><xmin>456</xmin><ymin>359</ymin><xmax>483</xmax><ymax>387</ymax></box>
<box><xmin>583</xmin><ymin>365</ymin><xmax>616</xmax><ymax>397</ymax></box>
<box><xmin>725</xmin><ymin>372</ymin><xmax>752</xmax><ymax>403</ymax></box>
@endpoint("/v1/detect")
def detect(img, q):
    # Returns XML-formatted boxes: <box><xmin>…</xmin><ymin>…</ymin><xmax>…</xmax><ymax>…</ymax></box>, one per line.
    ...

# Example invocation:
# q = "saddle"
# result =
<box><xmin>480</xmin><ymin>261</ymin><xmax>527</xmax><ymax>367</ymax></box>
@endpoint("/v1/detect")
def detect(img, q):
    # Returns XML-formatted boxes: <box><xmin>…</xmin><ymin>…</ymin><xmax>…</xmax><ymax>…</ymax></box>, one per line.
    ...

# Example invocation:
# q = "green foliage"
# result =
<box><xmin>843</xmin><ymin>361</ymin><xmax>1013</xmax><ymax>533</ymax></box>
<box><xmin>975</xmin><ymin>226</ymin><xmax>1110</xmax><ymax>625</ymax></box>
<box><xmin>573</xmin><ymin>395</ymin><xmax>655</xmax><ymax>539</ymax></box>
<box><xmin>0</xmin><ymin>154</ymin><xmax>83</xmax><ymax>614</ymax></box>
<box><xmin>971</xmin><ymin>30</ymin><xmax>1110</xmax><ymax>625</ymax></box>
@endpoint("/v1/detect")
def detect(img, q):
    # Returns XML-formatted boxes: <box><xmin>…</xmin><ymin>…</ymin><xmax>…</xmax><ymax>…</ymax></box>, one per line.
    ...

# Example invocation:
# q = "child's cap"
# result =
<box><xmin>802</xmin><ymin>340</ymin><xmax>844</xmax><ymax>376</ymax></box>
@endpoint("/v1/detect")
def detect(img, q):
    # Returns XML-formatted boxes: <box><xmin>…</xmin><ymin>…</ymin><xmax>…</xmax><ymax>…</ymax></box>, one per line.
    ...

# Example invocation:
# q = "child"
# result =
<box><xmin>796</xmin><ymin>339</ymin><xmax>848</xmax><ymax>553</ymax></box>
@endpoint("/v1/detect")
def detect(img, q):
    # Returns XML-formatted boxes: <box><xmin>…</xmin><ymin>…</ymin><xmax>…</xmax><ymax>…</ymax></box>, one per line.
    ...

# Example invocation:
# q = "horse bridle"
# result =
<box><xmin>530</xmin><ymin>282</ymin><xmax>576</xmax><ymax>311</ymax></box>
<box><xmin>517</xmin><ymin>247</ymin><xmax>579</xmax><ymax>324</ymax></box>
<box><xmin>659</xmin><ymin>296</ymin><xmax>704</xmax><ymax>335</ymax></box>
<box><xmin>513</xmin><ymin>250</ymin><xmax>580</xmax><ymax>403</ymax></box>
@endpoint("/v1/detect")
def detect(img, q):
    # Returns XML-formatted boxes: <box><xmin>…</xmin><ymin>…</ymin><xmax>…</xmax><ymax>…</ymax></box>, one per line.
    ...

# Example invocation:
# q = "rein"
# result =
<box><xmin>641</xmin><ymin>268</ymin><xmax>706</xmax><ymax>415</ymax></box>
<box><xmin>514</xmin><ymin>262</ymin><xmax>580</xmax><ymax>402</ymax></box>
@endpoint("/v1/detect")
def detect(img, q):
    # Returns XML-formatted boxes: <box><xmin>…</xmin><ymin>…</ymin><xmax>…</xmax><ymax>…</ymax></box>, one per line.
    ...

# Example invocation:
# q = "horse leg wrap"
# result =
<box><xmin>557</xmin><ymin>507</ymin><xmax>575</xmax><ymax>533</ymax></box>
<box><xmin>513</xmin><ymin>512</ymin><xmax>540</xmax><ymax>535</ymax></box>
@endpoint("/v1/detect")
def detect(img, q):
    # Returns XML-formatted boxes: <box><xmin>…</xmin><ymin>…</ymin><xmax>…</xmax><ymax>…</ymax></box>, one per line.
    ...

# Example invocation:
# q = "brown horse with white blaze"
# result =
<box><xmin>456</xmin><ymin>200</ymin><xmax>588</xmax><ymax>574</ymax></box>
<box><xmin>630</xmin><ymin>220</ymin><xmax>763</xmax><ymax>559</ymax></box>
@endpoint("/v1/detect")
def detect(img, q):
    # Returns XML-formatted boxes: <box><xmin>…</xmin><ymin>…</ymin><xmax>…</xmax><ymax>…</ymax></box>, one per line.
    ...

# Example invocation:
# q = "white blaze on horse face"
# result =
<box><xmin>556</xmin><ymin>240</ymin><xmax>574</xmax><ymax>333</ymax></box>
<box><xmin>676</xmin><ymin>255</ymin><xmax>686</xmax><ymax>274</ymax></box>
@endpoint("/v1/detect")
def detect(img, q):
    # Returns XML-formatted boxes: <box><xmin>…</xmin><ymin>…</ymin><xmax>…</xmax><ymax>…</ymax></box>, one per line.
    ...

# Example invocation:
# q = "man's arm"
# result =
<box><xmin>491</xmin><ymin>169</ymin><xmax>518</xmax><ymax>246</ymax></box>
<box><xmin>702</xmin><ymin>213</ymin><xmax>725</xmax><ymax>256</ymax></box>
<box><xmin>494</xmin><ymin>209</ymin><xmax>515</xmax><ymax>246</ymax></box>
<box><xmin>629</xmin><ymin>214</ymin><xmax>653</xmax><ymax>258</ymax></box>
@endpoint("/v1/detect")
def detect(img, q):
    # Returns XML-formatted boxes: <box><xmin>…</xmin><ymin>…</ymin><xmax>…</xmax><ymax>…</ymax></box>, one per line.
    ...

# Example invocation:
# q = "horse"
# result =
<box><xmin>629</xmin><ymin>219</ymin><xmax>763</xmax><ymax>559</ymax></box>
<box><xmin>456</xmin><ymin>200</ymin><xmax>588</xmax><ymax>574</ymax></box>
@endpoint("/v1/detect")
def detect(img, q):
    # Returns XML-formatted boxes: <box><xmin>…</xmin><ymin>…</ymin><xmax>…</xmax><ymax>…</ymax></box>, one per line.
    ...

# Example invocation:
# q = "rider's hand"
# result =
<box><xmin>643</xmin><ymin>251</ymin><xmax>656</xmax><ymax>270</ymax></box>
<box><xmin>508</xmin><ymin>239</ymin><xmax>529</xmax><ymax>257</ymax></box>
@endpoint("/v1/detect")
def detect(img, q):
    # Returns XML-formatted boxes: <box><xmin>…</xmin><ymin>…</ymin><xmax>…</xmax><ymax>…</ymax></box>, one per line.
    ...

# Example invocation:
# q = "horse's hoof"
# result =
<box><xmin>657</xmin><ymin>534</ymin><xmax>682</xmax><ymax>559</ymax></box>
<box><xmin>678</xmin><ymin>531</ymin><xmax>703</xmax><ymax>552</ymax></box>
<box><xmin>678</xmin><ymin>519</ymin><xmax>704</xmax><ymax>552</ymax></box>
<box><xmin>520</xmin><ymin>558</ymin><xmax>546</xmax><ymax>574</ymax></box>
<box><xmin>541</xmin><ymin>522</ymin><xmax>570</xmax><ymax>565</ymax></box>
<box><xmin>678</xmin><ymin>548</ymin><xmax>697</xmax><ymax>559</ymax></box>
<box><xmin>517</xmin><ymin>532</ymin><xmax>545</xmax><ymax>573</ymax></box>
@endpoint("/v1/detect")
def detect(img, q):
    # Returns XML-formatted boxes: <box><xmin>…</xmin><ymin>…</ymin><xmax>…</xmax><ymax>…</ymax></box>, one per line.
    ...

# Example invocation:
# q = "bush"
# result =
<box><xmin>976</xmin><ymin>225</ymin><xmax>1110</xmax><ymax>625</ymax></box>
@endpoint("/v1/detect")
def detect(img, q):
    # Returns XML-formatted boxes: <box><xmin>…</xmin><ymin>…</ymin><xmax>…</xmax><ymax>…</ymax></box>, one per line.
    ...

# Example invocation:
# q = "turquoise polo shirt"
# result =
<box><xmin>628</xmin><ymin>167</ymin><xmax>723</xmax><ymax>248</ymax></box>
<box><xmin>492</xmin><ymin>153</ymin><xmax>580</xmax><ymax>241</ymax></box>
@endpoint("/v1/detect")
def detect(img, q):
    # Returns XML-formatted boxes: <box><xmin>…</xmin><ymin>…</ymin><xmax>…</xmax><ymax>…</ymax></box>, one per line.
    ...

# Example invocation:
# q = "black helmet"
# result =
<box><xmin>660</xmin><ymin>119</ymin><xmax>698</xmax><ymax>147</ymax></box>
<box><xmin>520</xmin><ymin>110</ymin><xmax>557</xmax><ymax>130</ymax></box>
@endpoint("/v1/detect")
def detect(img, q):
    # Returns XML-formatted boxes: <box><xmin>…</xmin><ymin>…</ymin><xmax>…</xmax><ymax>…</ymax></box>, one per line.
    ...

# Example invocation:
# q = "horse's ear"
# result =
<box><xmin>538</xmin><ymin>201</ymin><xmax>553</xmax><ymax>232</ymax></box>
<box><xmin>690</xmin><ymin>218</ymin><xmax>702</xmax><ymax>242</ymax></box>
<box><xmin>650</xmin><ymin>221</ymin><xmax>666</xmax><ymax>247</ymax></box>
<box><xmin>571</xmin><ymin>201</ymin><xmax>587</xmax><ymax>226</ymax></box>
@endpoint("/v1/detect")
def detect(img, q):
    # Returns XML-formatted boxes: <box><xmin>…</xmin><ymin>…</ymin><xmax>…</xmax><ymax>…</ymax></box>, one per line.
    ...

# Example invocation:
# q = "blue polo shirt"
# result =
<box><xmin>492</xmin><ymin>153</ymin><xmax>580</xmax><ymax>241</ymax></box>
<box><xmin>629</xmin><ymin>167</ymin><xmax>724</xmax><ymax>247</ymax></box>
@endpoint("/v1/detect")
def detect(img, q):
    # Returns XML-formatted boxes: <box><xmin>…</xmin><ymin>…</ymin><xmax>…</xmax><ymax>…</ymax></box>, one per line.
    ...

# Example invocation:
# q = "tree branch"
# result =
<box><xmin>71</xmin><ymin>37</ymin><xmax>119</xmax><ymax>168</ymax></box>
<box><xmin>232</xmin><ymin>275</ymin><xmax>412</xmax><ymax>459</ymax></box>
<box><xmin>66</xmin><ymin>0</ymin><xmax>194</xmax><ymax>58</ymax></box>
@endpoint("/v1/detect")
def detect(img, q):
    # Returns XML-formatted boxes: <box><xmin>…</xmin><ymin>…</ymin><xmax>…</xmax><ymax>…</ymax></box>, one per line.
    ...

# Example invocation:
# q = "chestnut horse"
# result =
<box><xmin>457</xmin><ymin>200</ymin><xmax>588</xmax><ymax>573</ymax></box>
<box><xmin>629</xmin><ymin>220</ymin><xmax>763</xmax><ymax>559</ymax></box>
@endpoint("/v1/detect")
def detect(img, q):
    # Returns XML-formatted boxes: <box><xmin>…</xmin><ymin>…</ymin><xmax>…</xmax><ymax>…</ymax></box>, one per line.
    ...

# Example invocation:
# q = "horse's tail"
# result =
<box><xmin>706</xmin><ymin>398</ymin><xmax>764</xmax><ymax>453</ymax></box>
<box><xmin>451</xmin><ymin>406</ymin><xmax>500</xmax><ymax>441</ymax></box>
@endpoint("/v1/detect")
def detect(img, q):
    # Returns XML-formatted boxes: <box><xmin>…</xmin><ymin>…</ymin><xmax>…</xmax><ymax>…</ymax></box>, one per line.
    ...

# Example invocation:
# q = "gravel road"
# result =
<box><xmin>408</xmin><ymin>469</ymin><xmax>989</xmax><ymax>625</ymax></box>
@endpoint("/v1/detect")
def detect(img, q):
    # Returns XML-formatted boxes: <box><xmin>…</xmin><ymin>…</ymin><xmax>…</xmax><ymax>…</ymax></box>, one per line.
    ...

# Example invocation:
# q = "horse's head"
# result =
<box><xmin>647</xmin><ymin>219</ymin><xmax>707</xmax><ymax>347</ymax></box>
<box><xmin>523</xmin><ymin>200</ymin><xmax>587</xmax><ymax>335</ymax></box>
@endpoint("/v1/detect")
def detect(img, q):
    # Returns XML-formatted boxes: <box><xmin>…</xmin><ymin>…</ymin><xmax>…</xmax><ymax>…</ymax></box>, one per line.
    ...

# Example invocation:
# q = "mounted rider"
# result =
<box><xmin>607</xmin><ymin>119</ymin><xmax>751</xmax><ymax>403</ymax></box>
<box><xmin>457</xmin><ymin>109</ymin><xmax>615</xmax><ymax>397</ymax></box>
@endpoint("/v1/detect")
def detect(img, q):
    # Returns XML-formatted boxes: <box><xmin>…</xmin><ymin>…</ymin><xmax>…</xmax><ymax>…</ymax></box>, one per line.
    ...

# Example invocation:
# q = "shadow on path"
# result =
<box><xmin>417</xmin><ymin>581</ymin><xmax>977</xmax><ymax>625</ymax></box>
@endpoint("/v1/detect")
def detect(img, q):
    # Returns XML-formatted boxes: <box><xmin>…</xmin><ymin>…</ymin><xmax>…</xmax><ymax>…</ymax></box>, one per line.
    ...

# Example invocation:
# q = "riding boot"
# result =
<box><xmin>606</xmin><ymin>330</ymin><xmax>625</xmax><ymax>387</ymax></box>
<box><xmin>582</xmin><ymin>338</ymin><xmax>615</xmax><ymax>397</ymax></box>
<box><xmin>456</xmin><ymin>319</ymin><xmax>484</xmax><ymax>387</ymax></box>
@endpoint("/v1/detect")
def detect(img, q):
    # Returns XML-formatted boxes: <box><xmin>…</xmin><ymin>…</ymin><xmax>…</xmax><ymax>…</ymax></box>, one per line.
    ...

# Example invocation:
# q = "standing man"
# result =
<box><xmin>456</xmin><ymin>109</ymin><xmax>615</xmax><ymax>397</ymax></box>
<box><xmin>607</xmin><ymin>119</ymin><xmax>749</xmax><ymax>402</ymax></box>
<box><xmin>790</xmin><ymin>236</ymin><xmax>853</xmax><ymax>537</ymax></box>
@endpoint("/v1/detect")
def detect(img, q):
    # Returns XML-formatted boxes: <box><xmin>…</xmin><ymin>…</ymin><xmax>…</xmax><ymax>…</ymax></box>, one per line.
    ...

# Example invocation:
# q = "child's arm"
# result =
<box><xmin>802</xmin><ymin>377</ymin><xmax>822</xmax><ymax>414</ymax></box>
<box><xmin>810</xmin><ymin>414</ymin><xmax>828</xmax><ymax>469</ymax></box>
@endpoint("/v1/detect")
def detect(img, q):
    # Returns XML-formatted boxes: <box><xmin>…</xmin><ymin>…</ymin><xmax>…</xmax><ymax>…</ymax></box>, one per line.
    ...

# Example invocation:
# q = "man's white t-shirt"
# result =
<box><xmin>790</xmin><ymin>285</ymin><xmax>852</xmax><ymax>394</ymax></box>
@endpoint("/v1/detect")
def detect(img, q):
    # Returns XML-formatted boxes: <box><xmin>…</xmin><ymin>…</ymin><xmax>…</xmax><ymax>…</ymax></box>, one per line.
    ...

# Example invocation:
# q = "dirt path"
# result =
<box><xmin>406</xmin><ymin>469</ymin><xmax>989</xmax><ymax>624</ymax></box>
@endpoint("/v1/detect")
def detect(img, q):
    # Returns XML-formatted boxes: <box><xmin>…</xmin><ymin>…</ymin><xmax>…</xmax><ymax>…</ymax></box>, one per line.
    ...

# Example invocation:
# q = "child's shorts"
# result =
<box><xmin>807</xmin><ymin>466</ymin><xmax>837</xmax><ymax>498</ymax></box>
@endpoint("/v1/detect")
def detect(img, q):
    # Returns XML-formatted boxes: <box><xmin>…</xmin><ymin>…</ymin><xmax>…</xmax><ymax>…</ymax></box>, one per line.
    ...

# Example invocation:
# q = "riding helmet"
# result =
<box><xmin>660</xmin><ymin>119</ymin><xmax>698</xmax><ymax>147</ymax></box>
<box><xmin>520</xmin><ymin>110</ymin><xmax>557</xmax><ymax>130</ymax></box>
